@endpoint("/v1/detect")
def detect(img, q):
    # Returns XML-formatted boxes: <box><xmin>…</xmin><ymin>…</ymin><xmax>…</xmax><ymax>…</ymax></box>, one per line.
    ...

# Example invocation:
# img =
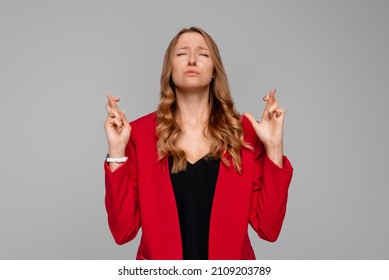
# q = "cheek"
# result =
<box><xmin>205</xmin><ymin>64</ymin><xmax>215</xmax><ymax>77</ymax></box>
<box><xmin>170</xmin><ymin>67</ymin><xmax>181</xmax><ymax>85</ymax></box>
<box><xmin>171</xmin><ymin>62</ymin><xmax>180</xmax><ymax>77</ymax></box>
<box><xmin>171</xmin><ymin>59</ymin><xmax>185</xmax><ymax>74</ymax></box>
<box><xmin>203</xmin><ymin>60</ymin><xmax>214</xmax><ymax>74</ymax></box>
<box><xmin>171</xmin><ymin>65</ymin><xmax>177</xmax><ymax>75</ymax></box>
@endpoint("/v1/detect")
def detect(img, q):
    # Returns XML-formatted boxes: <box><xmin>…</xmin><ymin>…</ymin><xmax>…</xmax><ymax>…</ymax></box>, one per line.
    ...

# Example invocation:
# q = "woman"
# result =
<box><xmin>104</xmin><ymin>27</ymin><xmax>293</xmax><ymax>260</ymax></box>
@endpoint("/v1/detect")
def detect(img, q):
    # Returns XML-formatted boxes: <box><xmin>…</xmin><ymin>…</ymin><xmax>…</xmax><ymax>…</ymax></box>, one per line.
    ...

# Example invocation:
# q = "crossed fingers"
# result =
<box><xmin>263</xmin><ymin>89</ymin><xmax>285</xmax><ymax>120</ymax></box>
<box><xmin>105</xmin><ymin>92</ymin><xmax>124</xmax><ymax>129</ymax></box>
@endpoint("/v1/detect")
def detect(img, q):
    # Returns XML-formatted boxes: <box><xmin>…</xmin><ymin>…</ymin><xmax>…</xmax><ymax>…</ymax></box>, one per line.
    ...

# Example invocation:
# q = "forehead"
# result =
<box><xmin>175</xmin><ymin>32</ymin><xmax>209</xmax><ymax>49</ymax></box>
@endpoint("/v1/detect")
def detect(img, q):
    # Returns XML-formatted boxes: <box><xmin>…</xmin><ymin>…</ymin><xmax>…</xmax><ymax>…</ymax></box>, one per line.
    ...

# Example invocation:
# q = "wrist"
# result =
<box><xmin>265</xmin><ymin>144</ymin><xmax>283</xmax><ymax>168</ymax></box>
<box><xmin>265</xmin><ymin>142</ymin><xmax>283</xmax><ymax>152</ymax></box>
<box><xmin>108</xmin><ymin>146</ymin><xmax>125</xmax><ymax>158</ymax></box>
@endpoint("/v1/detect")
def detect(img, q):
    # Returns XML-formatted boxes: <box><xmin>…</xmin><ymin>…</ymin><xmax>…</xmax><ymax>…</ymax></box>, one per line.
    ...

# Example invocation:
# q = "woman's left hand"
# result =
<box><xmin>244</xmin><ymin>88</ymin><xmax>285</xmax><ymax>167</ymax></box>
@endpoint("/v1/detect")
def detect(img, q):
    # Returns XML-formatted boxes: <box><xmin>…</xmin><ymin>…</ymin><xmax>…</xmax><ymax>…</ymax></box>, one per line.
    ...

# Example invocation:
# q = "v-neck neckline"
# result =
<box><xmin>186</xmin><ymin>155</ymin><xmax>209</xmax><ymax>165</ymax></box>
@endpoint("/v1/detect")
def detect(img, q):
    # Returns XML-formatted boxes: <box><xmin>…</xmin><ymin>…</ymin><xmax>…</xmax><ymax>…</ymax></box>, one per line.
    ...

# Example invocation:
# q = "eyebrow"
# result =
<box><xmin>176</xmin><ymin>46</ymin><xmax>210</xmax><ymax>51</ymax></box>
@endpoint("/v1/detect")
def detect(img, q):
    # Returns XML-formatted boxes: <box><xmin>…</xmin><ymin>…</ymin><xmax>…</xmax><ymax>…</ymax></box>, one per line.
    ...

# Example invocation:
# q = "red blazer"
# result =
<box><xmin>104</xmin><ymin>112</ymin><xmax>293</xmax><ymax>260</ymax></box>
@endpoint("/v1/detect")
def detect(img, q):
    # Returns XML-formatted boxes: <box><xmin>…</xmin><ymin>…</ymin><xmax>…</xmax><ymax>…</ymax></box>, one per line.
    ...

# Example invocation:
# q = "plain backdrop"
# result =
<box><xmin>0</xmin><ymin>0</ymin><xmax>388</xmax><ymax>259</ymax></box>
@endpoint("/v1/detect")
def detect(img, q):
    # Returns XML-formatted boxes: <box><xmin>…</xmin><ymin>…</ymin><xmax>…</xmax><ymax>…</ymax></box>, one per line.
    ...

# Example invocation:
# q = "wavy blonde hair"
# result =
<box><xmin>156</xmin><ymin>27</ymin><xmax>251</xmax><ymax>173</ymax></box>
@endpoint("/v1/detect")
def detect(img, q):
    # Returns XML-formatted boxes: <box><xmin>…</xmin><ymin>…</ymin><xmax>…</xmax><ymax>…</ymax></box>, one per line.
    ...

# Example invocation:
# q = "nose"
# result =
<box><xmin>188</xmin><ymin>54</ymin><xmax>196</xmax><ymax>66</ymax></box>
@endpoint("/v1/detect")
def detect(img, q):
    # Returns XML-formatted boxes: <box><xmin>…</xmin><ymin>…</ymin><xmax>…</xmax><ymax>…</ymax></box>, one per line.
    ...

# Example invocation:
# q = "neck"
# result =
<box><xmin>176</xmin><ymin>87</ymin><xmax>210</xmax><ymax>127</ymax></box>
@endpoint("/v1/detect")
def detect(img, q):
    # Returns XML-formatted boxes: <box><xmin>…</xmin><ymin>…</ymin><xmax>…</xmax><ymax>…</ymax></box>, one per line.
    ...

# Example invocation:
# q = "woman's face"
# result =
<box><xmin>171</xmin><ymin>32</ymin><xmax>214</xmax><ymax>93</ymax></box>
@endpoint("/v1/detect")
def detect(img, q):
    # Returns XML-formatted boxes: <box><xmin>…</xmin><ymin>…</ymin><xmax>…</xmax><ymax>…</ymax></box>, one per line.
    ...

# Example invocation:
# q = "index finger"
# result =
<box><xmin>106</xmin><ymin>92</ymin><xmax>120</xmax><ymax>102</ymax></box>
<box><xmin>263</xmin><ymin>88</ymin><xmax>276</xmax><ymax>102</ymax></box>
<box><xmin>106</xmin><ymin>93</ymin><xmax>121</xmax><ymax>111</ymax></box>
<box><xmin>263</xmin><ymin>88</ymin><xmax>276</xmax><ymax>111</ymax></box>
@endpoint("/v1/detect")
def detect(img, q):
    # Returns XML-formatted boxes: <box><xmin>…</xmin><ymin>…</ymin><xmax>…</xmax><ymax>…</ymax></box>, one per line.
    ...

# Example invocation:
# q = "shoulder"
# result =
<box><xmin>129</xmin><ymin>112</ymin><xmax>157</xmax><ymax>140</ymax></box>
<box><xmin>130</xmin><ymin>111</ymin><xmax>157</xmax><ymax>128</ymax></box>
<box><xmin>241</xmin><ymin>114</ymin><xmax>258</xmax><ymax>146</ymax></box>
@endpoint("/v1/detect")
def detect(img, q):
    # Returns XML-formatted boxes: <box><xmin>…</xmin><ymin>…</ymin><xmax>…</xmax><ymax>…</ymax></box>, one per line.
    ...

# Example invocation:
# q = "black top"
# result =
<box><xmin>169</xmin><ymin>155</ymin><xmax>220</xmax><ymax>260</ymax></box>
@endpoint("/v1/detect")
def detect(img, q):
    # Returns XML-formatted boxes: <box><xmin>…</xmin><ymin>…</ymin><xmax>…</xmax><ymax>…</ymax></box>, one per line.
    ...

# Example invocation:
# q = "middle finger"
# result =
<box><xmin>106</xmin><ymin>94</ymin><xmax>121</xmax><ymax>117</ymax></box>
<box><xmin>267</xmin><ymin>96</ymin><xmax>279</xmax><ymax>113</ymax></box>
<box><xmin>106</xmin><ymin>93</ymin><xmax>121</xmax><ymax>111</ymax></box>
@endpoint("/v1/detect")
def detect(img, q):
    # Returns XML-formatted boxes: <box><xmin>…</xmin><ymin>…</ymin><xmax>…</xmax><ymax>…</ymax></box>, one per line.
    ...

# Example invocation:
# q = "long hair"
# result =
<box><xmin>156</xmin><ymin>27</ymin><xmax>251</xmax><ymax>173</ymax></box>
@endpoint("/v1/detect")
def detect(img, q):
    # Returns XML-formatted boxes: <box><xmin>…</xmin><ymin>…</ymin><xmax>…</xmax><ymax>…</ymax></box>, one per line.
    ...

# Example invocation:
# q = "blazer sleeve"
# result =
<box><xmin>249</xmin><ymin>138</ymin><xmax>293</xmax><ymax>242</ymax></box>
<box><xmin>104</xmin><ymin>136</ymin><xmax>141</xmax><ymax>245</ymax></box>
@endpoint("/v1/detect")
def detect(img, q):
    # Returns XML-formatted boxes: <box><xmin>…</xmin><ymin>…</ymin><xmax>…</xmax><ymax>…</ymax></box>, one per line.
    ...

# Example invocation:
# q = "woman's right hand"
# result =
<box><xmin>104</xmin><ymin>93</ymin><xmax>131</xmax><ymax>157</ymax></box>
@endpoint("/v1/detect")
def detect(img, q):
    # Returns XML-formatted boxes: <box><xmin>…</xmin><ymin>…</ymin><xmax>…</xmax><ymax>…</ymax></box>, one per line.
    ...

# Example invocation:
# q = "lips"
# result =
<box><xmin>185</xmin><ymin>70</ymin><xmax>200</xmax><ymax>76</ymax></box>
<box><xmin>185</xmin><ymin>70</ymin><xmax>200</xmax><ymax>74</ymax></box>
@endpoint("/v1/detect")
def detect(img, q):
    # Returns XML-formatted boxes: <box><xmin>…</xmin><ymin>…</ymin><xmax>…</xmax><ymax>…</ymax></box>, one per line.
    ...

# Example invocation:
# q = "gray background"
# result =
<box><xmin>0</xmin><ymin>0</ymin><xmax>388</xmax><ymax>259</ymax></box>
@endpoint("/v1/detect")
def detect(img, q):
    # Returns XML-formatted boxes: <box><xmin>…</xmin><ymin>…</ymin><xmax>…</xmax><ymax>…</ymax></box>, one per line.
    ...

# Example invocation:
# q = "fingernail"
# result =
<box><xmin>263</xmin><ymin>96</ymin><xmax>267</xmax><ymax>101</ymax></box>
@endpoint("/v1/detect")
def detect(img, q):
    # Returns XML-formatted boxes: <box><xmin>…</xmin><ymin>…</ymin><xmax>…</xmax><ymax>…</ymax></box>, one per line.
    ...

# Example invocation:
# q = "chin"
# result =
<box><xmin>176</xmin><ymin>84</ymin><xmax>210</xmax><ymax>93</ymax></box>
